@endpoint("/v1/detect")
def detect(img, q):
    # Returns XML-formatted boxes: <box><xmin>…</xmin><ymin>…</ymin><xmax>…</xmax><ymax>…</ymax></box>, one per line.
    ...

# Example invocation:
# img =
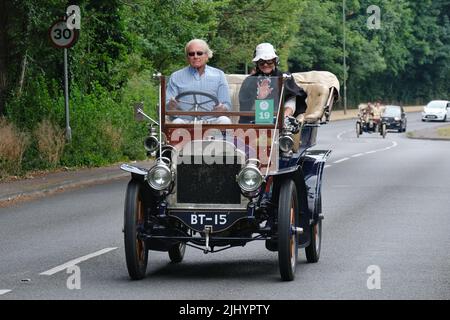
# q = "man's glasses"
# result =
<box><xmin>257</xmin><ymin>59</ymin><xmax>275</xmax><ymax>66</ymax></box>
<box><xmin>188</xmin><ymin>51</ymin><xmax>204</xmax><ymax>57</ymax></box>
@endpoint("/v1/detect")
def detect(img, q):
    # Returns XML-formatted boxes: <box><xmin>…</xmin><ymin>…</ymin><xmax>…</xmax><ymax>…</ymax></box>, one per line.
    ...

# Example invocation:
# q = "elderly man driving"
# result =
<box><xmin>166</xmin><ymin>39</ymin><xmax>232</xmax><ymax>124</ymax></box>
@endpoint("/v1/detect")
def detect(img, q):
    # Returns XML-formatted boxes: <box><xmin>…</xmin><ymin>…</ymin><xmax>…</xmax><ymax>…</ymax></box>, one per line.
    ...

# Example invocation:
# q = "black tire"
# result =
<box><xmin>356</xmin><ymin>122</ymin><xmax>361</xmax><ymax>138</ymax></box>
<box><xmin>265</xmin><ymin>240</ymin><xmax>278</xmax><ymax>252</ymax></box>
<box><xmin>168</xmin><ymin>242</ymin><xmax>186</xmax><ymax>263</ymax></box>
<box><xmin>444</xmin><ymin>116</ymin><xmax>447</xmax><ymax>122</ymax></box>
<box><xmin>305</xmin><ymin>219</ymin><xmax>322</xmax><ymax>263</ymax></box>
<box><xmin>277</xmin><ymin>179</ymin><xmax>299</xmax><ymax>281</ymax></box>
<box><xmin>124</xmin><ymin>180</ymin><xmax>148</xmax><ymax>280</ymax></box>
<box><xmin>381</xmin><ymin>123</ymin><xmax>387</xmax><ymax>138</ymax></box>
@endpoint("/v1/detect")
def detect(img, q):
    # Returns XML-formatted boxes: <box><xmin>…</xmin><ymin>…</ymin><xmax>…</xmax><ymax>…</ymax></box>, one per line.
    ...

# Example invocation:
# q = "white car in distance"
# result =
<box><xmin>422</xmin><ymin>100</ymin><xmax>450</xmax><ymax>122</ymax></box>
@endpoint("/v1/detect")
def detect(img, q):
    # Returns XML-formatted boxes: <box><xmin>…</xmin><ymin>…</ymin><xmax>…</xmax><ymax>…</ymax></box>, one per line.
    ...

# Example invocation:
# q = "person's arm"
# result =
<box><xmin>166</xmin><ymin>74</ymin><xmax>179</xmax><ymax>109</ymax></box>
<box><xmin>216</xmin><ymin>71</ymin><xmax>231</xmax><ymax>110</ymax></box>
<box><xmin>284</xmin><ymin>96</ymin><xmax>296</xmax><ymax>117</ymax></box>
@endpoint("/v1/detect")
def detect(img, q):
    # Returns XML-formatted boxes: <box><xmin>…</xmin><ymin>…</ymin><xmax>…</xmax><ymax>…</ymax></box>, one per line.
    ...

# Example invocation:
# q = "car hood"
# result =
<box><xmin>424</xmin><ymin>108</ymin><xmax>446</xmax><ymax>114</ymax></box>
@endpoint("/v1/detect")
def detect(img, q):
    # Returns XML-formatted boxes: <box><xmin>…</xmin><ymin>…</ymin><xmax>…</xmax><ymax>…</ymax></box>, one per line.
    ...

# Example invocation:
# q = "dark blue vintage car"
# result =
<box><xmin>121</xmin><ymin>72</ymin><xmax>339</xmax><ymax>281</ymax></box>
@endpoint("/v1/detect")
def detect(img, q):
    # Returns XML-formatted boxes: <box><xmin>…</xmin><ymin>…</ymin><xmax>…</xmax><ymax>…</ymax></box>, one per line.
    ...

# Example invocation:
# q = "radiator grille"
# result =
<box><xmin>177</xmin><ymin>156</ymin><xmax>241</xmax><ymax>204</ymax></box>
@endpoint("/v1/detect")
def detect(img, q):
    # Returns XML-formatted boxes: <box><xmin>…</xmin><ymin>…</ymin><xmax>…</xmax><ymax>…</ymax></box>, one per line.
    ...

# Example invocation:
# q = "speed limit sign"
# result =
<box><xmin>49</xmin><ymin>19</ymin><xmax>79</xmax><ymax>48</ymax></box>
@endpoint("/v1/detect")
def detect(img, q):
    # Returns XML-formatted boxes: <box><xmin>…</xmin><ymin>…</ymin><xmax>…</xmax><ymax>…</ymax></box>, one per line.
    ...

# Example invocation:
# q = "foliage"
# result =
<box><xmin>34</xmin><ymin>118</ymin><xmax>65</xmax><ymax>168</ymax></box>
<box><xmin>211</xmin><ymin>0</ymin><xmax>301</xmax><ymax>73</ymax></box>
<box><xmin>0</xmin><ymin>117</ymin><xmax>30</xmax><ymax>178</ymax></box>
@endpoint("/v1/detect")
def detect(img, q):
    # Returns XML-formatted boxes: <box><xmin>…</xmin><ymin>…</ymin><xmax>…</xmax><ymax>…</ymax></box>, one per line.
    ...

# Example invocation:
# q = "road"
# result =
<box><xmin>1</xmin><ymin>113</ymin><xmax>449</xmax><ymax>300</ymax></box>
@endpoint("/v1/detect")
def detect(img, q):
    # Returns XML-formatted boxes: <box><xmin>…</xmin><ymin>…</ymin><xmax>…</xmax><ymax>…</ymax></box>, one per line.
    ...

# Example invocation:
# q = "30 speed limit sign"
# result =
<box><xmin>49</xmin><ymin>19</ymin><xmax>79</xmax><ymax>48</ymax></box>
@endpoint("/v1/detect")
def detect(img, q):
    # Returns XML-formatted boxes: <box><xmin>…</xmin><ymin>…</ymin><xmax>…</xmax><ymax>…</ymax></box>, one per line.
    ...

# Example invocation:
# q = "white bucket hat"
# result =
<box><xmin>252</xmin><ymin>43</ymin><xmax>279</xmax><ymax>62</ymax></box>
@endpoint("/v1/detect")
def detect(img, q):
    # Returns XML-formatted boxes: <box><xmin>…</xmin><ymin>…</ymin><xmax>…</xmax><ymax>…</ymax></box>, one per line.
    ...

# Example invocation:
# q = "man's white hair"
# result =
<box><xmin>185</xmin><ymin>39</ymin><xmax>213</xmax><ymax>58</ymax></box>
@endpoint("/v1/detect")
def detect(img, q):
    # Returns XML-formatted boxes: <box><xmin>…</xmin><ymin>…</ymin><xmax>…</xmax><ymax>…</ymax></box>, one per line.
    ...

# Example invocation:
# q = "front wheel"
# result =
<box><xmin>168</xmin><ymin>242</ymin><xmax>186</xmax><ymax>263</ymax></box>
<box><xmin>305</xmin><ymin>219</ymin><xmax>322</xmax><ymax>263</ymax></box>
<box><xmin>124</xmin><ymin>180</ymin><xmax>148</xmax><ymax>280</ymax></box>
<box><xmin>381</xmin><ymin>123</ymin><xmax>387</xmax><ymax>138</ymax></box>
<box><xmin>277</xmin><ymin>179</ymin><xmax>299</xmax><ymax>281</ymax></box>
<box><xmin>356</xmin><ymin>122</ymin><xmax>361</xmax><ymax>138</ymax></box>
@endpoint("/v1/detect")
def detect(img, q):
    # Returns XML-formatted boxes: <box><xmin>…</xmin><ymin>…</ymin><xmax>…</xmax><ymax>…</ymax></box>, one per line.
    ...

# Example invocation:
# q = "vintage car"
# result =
<box><xmin>120</xmin><ymin>71</ymin><xmax>339</xmax><ymax>281</ymax></box>
<box><xmin>356</xmin><ymin>104</ymin><xmax>387</xmax><ymax>138</ymax></box>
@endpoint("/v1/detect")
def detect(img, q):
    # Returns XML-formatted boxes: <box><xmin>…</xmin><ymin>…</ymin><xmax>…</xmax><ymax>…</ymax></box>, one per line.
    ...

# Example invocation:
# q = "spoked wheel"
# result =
<box><xmin>381</xmin><ymin>123</ymin><xmax>387</xmax><ymax>138</ymax></box>
<box><xmin>305</xmin><ymin>219</ymin><xmax>322</xmax><ymax>263</ymax></box>
<box><xmin>168</xmin><ymin>242</ymin><xmax>186</xmax><ymax>263</ymax></box>
<box><xmin>356</xmin><ymin>122</ymin><xmax>361</xmax><ymax>138</ymax></box>
<box><xmin>278</xmin><ymin>179</ymin><xmax>299</xmax><ymax>281</ymax></box>
<box><xmin>124</xmin><ymin>180</ymin><xmax>148</xmax><ymax>280</ymax></box>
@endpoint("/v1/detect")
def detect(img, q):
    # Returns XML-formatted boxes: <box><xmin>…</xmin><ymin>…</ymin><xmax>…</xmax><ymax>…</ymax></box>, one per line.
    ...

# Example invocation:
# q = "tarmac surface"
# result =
<box><xmin>0</xmin><ymin>106</ymin><xmax>440</xmax><ymax>206</ymax></box>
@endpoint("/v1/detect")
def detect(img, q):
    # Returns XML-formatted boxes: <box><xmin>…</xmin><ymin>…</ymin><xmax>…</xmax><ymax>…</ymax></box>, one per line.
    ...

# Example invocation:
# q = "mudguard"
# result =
<box><xmin>299</xmin><ymin>149</ymin><xmax>331</xmax><ymax>221</ymax></box>
<box><xmin>120</xmin><ymin>163</ymin><xmax>148</xmax><ymax>176</ymax></box>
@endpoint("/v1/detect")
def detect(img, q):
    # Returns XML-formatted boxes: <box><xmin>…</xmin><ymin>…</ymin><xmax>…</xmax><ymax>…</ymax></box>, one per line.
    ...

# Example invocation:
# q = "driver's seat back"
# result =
<box><xmin>226</xmin><ymin>74</ymin><xmax>248</xmax><ymax>123</ymax></box>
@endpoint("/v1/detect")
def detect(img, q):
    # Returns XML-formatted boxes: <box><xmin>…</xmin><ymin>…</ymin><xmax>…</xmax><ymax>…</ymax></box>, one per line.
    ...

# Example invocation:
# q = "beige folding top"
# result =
<box><xmin>291</xmin><ymin>71</ymin><xmax>339</xmax><ymax>123</ymax></box>
<box><xmin>292</xmin><ymin>71</ymin><xmax>340</xmax><ymax>95</ymax></box>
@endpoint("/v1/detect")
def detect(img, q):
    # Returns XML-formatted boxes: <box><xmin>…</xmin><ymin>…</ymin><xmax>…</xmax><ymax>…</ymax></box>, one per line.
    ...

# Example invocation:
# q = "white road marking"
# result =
<box><xmin>40</xmin><ymin>247</ymin><xmax>118</xmax><ymax>276</ymax></box>
<box><xmin>324</xmin><ymin>165</ymin><xmax>332</xmax><ymax>168</ymax></box>
<box><xmin>351</xmin><ymin>153</ymin><xmax>364</xmax><ymax>157</ymax></box>
<box><xmin>334</xmin><ymin>157</ymin><xmax>350</xmax><ymax>164</ymax></box>
<box><xmin>337</xmin><ymin>130</ymin><xmax>353</xmax><ymax>140</ymax></box>
<box><xmin>0</xmin><ymin>290</ymin><xmax>12</xmax><ymax>295</ymax></box>
<box><xmin>329</xmin><ymin>139</ymin><xmax>398</xmax><ymax>167</ymax></box>
<box><xmin>374</xmin><ymin>141</ymin><xmax>398</xmax><ymax>152</ymax></box>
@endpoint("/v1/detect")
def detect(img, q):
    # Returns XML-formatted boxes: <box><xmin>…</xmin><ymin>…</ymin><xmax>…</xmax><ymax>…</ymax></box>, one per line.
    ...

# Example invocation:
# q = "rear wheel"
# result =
<box><xmin>356</xmin><ymin>122</ymin><xmax>361</xmax><ymax>138</ymax></box>
<box><xmin>168</xmin><ymin>242</ymin><xmax>186</xmax><ymax>263</ymax></box>
<box><xmin>305</xmin><ymin>219</ymin><xmax>322</xmax><ymax>262</ymax></box>
<box><xmin>277</xmin><ymin>180</ymin><xmax>299</xmax><ymax>281</ymax></box>
<box><xmin>124</xmin><ymin>180</ymin><xmax>148</xmax><ymax>280</ymax></box>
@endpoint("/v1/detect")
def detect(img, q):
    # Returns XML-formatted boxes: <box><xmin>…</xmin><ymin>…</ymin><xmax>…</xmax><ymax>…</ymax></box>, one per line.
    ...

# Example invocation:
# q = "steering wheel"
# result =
<box><xmin>175</xmin><ymin>91</ymin><xmax>219</xmax><ymax>112</ymax></box>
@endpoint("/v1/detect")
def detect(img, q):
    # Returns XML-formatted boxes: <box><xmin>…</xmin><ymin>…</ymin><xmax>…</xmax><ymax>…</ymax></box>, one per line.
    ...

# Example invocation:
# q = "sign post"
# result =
<box><xmin>49</xmin><ymin>18</ymin><xmax>79</xmax><ymax>142</ymax></box>
<box><xmin>63</xmin><ymin>47</ymin><xmax>71</xmax><ymax>141</ymax></box>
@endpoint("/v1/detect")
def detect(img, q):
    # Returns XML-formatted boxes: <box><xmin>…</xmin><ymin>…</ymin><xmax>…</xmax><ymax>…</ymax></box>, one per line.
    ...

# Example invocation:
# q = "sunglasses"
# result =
<box><xmin>188</xmin><ymin>51</ymin><xmax>204</xmax><ymax>57</ymax></box>
<box><xmin>257</xmin><ymin>59</ymin><xmax>275</xmax><ymax>66</ymax></box>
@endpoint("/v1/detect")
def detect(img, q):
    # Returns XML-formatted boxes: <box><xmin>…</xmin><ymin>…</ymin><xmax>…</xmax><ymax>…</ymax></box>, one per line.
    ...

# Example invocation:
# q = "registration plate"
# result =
<box><xmin>169</xmin><ymin>211</ymin><xmax>248</xmax><ymax>233</ymax></box>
